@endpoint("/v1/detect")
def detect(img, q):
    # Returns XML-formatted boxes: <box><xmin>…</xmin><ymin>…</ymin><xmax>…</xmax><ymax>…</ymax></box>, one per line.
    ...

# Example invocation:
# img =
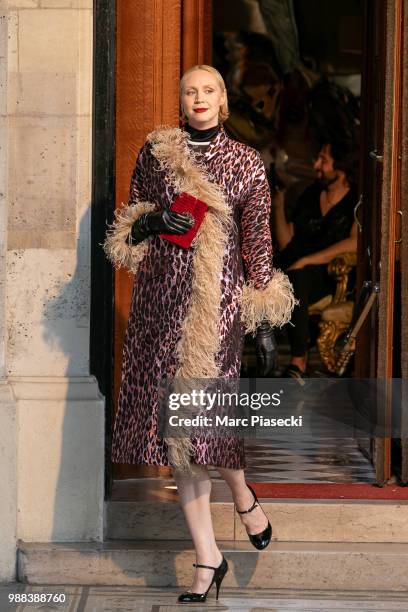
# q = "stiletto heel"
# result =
<box><xmin>178</xmin><ymin>556</ymin><xmax>228</xmax><ymax>603</ymax></box>
<box><xmin>215</xmin><ymin>578</ymin><xmax>221</xmax><ymax>600</ymax></box>
<box><xmin>236</xmin><ymin>483</ymin><xmax>272</xmax><ymax>550</ymax></box>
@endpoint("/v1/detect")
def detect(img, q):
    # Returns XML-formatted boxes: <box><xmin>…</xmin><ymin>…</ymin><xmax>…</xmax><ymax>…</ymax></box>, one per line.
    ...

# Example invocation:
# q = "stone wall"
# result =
<box><xmin>0</xmin><ymin>0</ymin><xmax>104</xmax><ymax>582</ymax></box>
<box><xmin>6</xmin><ymin>0</ymin><xmax>92</xmax><ymax>374</ymax></box>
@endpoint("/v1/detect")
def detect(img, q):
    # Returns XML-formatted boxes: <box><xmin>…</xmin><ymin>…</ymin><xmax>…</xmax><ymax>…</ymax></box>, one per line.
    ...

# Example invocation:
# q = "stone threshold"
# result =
<box><xmin>17</xmin><ymin>540</ymin><xmax>408</xmax><ymax>590</ymax></box>
<box><xmin>105</xmin><ymin>498</ymin><xmax>408</xmax><ymax>543</ymax></box>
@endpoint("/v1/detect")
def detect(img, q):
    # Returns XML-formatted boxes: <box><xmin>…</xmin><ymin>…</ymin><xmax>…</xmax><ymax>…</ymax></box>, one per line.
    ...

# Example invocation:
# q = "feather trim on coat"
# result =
<box><xmin>103</xmin><ymin>201</ymin><xmax>156</xmax><ymax>274</ymax></box>
<box><xmin>240</xmin><ymin>270</ymin><xmax>298</xmax><ymax>334</ymax></box>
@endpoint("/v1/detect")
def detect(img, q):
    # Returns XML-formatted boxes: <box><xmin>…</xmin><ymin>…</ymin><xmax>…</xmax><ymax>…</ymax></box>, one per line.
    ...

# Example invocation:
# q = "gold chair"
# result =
<box><xmin>308</xmin><ymin>252</ymin><xmax>357</xmax><ymax>373</ymax></box>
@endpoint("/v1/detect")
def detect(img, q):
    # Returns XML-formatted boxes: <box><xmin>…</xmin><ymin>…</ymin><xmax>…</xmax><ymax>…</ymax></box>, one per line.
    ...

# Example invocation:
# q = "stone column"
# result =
<box><xmin>0</xmin><ymin>0</ymin><xmax>104</xmax><ymax>582</ymax></box>
<box><xmin>0</xmin><ymin>3</ymin><xmax>17</xmax><ymax>583</ymax></box>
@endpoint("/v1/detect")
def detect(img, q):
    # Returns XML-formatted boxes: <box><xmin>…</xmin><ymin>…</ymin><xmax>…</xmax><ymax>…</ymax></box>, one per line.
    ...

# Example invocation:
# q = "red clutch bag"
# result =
<box><xmin>160</xmin><ymin>192</ymin><xmax>209</xmax><ymax>249</ymax></box>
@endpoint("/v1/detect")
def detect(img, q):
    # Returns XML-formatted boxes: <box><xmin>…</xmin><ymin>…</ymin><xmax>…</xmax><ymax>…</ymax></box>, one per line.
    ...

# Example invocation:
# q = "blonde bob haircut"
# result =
<box><xmin>180</xmin><ymin>64</ymin><xmax>229</xmax><ymax>123</ymax></box>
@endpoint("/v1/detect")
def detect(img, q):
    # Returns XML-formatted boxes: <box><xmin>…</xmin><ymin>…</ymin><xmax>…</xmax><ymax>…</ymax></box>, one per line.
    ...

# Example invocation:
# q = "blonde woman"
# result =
<box><xmin>105</xmin><ymin>65</ymin><xmax>295</xmax><ymax>603</ymax></box>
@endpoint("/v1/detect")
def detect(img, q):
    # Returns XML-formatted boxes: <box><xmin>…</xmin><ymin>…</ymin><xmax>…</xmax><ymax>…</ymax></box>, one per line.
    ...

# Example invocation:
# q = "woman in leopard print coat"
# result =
<box><xmin>104</xmin><ymin>65</ymin><xmax>295</xmax><ymax>601</ymax></box>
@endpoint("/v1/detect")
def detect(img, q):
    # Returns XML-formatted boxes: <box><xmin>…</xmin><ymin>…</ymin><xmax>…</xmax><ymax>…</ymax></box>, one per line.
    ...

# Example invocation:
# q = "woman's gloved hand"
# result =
<box><xmin>255</xmin><ymin>321</ymin><xmax>278</xmax><ymax>377</ymax></box>
<box><xmin>131</xmin><ymin>210</ymin><xmax>194</xmax><ymax>243</ymax></box>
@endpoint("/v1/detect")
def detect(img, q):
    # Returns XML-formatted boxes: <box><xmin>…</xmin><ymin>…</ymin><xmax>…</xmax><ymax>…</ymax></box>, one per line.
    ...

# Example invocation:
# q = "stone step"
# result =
<box><xmin>17</xmin><ymin>540</ymin><xmax>408</xmax><ymax>591</ymax></box>
<box><xmin>105</xmin><ymin>499</ymin><xmax>408</xmax><ymax>543</ymax></box>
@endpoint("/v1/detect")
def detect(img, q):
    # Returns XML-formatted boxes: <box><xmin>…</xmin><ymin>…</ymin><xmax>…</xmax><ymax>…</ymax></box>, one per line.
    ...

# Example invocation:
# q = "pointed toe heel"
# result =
<box><xmin>248</xmin><ymin>517</ymin><xmax>272</xmax><ymax>550</ymax></box>
<box><xmin>236</xmin><ymin>483</ymin><xmax>272</xmax><ymax>551</ymax></box>
<box><xmin>177</xmin><ymin>556</ymin><xmax>228</xmax><ymax>603</ymax></box>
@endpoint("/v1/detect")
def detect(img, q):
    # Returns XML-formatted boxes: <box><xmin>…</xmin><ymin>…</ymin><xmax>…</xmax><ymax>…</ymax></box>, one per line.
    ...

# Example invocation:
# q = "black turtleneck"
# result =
<box><xmin>184</xmin><ymin>123</ymin><xmax>220</xmax><ymax>142</ymax></box>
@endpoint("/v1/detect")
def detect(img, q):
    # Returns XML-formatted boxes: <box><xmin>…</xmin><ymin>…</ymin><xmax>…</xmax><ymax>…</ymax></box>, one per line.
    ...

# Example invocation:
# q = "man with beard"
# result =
<box><xmin>272</xmin><ymin>142</ymin><xmax>358</xmax><ymax>378</ymax></box>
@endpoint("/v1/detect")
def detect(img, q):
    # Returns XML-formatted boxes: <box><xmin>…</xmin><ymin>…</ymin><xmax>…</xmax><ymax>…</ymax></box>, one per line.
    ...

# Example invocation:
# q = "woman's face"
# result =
<box><xmin>181</xmin><ymin>69</ymin><xmax>226</xmax><ymax>130</ymax></box>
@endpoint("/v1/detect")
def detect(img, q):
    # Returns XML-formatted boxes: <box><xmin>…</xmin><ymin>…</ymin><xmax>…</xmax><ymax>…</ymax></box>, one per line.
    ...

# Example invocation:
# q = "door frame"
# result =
<box><xmin>373</xmin><ymin>0</ymin><xmax>404</xmax><ymax>483</ymax></box>
<box><xmin>91</xmin><ymin>0</ymin><xmax>406</xmax><ymax>498</ymax></box>
<box><xmin>90</xmin><ymin>0</ymin><xmax>116</xmax><ymax>498</ymax></box>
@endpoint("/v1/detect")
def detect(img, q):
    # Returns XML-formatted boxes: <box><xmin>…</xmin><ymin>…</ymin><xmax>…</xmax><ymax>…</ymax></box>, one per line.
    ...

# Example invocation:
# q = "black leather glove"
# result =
<box><xmin>130</xmin><ymin>210</ymin><xmax>194</xmax><ymax>243</ymax></box>
<box><xmin>255</xmin><ymin>321</ymin><xmax>278</xmax><ymax>377</ymax></box>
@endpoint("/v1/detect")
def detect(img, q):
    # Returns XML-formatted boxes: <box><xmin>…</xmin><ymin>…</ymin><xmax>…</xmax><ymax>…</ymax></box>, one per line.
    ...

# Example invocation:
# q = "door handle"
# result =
<box><xmin>369</xmin><ymin>149</ymin><xmax>384</xmax><ymax>163</ymax></box>
<box><xmin>354</xmin><ymin>194</ymin><xmax>363</xmax><ymax>232</ymax></box>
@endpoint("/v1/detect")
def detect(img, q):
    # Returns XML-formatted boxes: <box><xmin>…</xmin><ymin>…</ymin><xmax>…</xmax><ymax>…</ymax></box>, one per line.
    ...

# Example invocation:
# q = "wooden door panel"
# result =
<box><xmin>114</xmin><ymin>0</ymin><xmax>182</xmax><ymax>479</ymax></box>
<box><xmin>182</xmin><ymin>0</ymin><xmax>213</xmax><ymax>70</ymax></box>
<box><xmin>401</xmin><ymin>0</ymin><xmax>408</xmax><ymax>484</ymax></box>
<box><xmin>113</xmin><ymin>0</ymin><xmax>212</xmax><ymax>479</ymax></box>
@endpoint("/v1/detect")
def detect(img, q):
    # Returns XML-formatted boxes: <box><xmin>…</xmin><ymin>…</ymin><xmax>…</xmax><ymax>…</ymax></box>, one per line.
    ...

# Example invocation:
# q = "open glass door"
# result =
<box><xmin>356</xmin><ymin>0</ymin><xmax>403</xmax><ymax>485</ymax></box>
<box><xmin>354</xmin><ymin>0</ymin><xmax>386</xmax><ymax>481</ymax></box>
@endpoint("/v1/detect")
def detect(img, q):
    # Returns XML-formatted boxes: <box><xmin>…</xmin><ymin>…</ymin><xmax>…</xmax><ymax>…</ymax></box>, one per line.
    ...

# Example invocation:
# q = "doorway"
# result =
<box><xmin>104</xmin><ymin>0</ymin><xmax>404</xmax><ymax>498</ymax></box>
<box><xmin>212</xmin><ymin>0</ymin><xmax>374</xmax><ymax>485</ymax></box>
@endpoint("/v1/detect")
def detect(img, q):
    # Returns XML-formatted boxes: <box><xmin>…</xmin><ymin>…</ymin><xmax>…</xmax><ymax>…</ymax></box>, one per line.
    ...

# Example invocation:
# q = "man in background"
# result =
<box><xmin>272</xmin><ymin>140</ymin><xmax>358</xmax><ymax>378</ymax></box>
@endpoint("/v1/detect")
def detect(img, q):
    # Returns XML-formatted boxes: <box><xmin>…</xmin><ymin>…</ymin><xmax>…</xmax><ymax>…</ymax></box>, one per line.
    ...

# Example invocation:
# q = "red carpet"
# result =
<box><xmin>249</xmin><ymin>482</ymin><xmax>408</xmax><ymax>500</ymax></box>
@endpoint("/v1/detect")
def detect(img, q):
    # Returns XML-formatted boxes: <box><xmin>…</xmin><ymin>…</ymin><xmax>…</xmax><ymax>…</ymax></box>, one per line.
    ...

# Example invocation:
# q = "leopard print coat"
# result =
<box><xmin>111</xmin><ymin>125</ymin><xmax>283</xmax><ymax>469</ymax></box>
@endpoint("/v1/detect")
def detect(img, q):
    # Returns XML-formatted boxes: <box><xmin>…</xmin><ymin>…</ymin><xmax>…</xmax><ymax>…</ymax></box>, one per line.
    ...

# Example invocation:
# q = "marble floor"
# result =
<box><xmin>114</xmin><ymin>341</ymin><xmax>378</xmax><ymax>488</ymax></box>
<box><xmin>2</xmin><ymin>585</ymin><xmax>408</xmax><ymax>611</ymax></box>
<box><xmin>110</xmin><ymin>432</ymin><xmax>376</xmax><ymax>503</ymax></box>
<box><xmin>229</xmin><ymin>341</ymin><xmax>376</xmax><ymax>484</ymax></box>
<box><xmin>113</xmin><ymin>435</ymin><xmax>376</xmax><ymax>498</ymax></box>
<box><xmin>225</xmin><ymin>340</ymin><xmax>375</xmax><ymax>484</ymax></box>
<box><xmin>210</xmin><ymin>437</ymin><xmax>376</xmax><ymax>483</ymax></box>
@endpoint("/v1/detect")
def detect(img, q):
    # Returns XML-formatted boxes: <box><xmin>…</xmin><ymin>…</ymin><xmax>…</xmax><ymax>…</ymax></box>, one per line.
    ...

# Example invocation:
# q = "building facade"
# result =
<box><xmin>1</xmin><ymin>0</ymin><xmax>408</xmax><ymax>585</ymax></box>
<box><xmin>1</xmin><ymin>0</ymin><xmax>104</xmax><ymax>582</ymax></box>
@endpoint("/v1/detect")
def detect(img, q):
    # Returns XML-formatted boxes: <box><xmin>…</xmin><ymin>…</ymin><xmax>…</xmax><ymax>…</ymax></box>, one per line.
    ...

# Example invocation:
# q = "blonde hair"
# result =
<box><xmin>180</xmin><ymin>64</ymin><xmax>229</xmax><ymax>123</ymax></box>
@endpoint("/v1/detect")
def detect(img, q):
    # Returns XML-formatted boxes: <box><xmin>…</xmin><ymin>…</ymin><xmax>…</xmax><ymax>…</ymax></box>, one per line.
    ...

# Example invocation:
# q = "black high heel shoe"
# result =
<box><xmin>236</xmin><ymin>484</ymin><xmax>272</xmax><ymax>550</ymax></box>
<box><xmin>177</xmin><ymin>556</ymin><xmax>228</xmax><ymax>603</ymax></box>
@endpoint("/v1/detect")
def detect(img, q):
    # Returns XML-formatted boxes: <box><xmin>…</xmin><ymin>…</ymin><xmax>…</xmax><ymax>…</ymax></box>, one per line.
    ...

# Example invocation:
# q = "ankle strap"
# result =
<box><xmin>236</xmin><ymin>498</ymin><xmax>258</xmax><ymax>514</ymax></box>
<box><xmin>193</xmin><ymin>563</ymin><xmax>217</xmax><ymax>571</ymax></box>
